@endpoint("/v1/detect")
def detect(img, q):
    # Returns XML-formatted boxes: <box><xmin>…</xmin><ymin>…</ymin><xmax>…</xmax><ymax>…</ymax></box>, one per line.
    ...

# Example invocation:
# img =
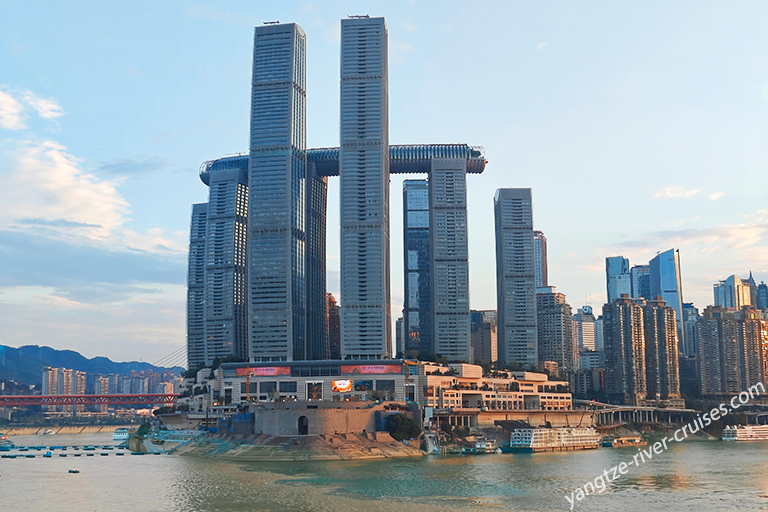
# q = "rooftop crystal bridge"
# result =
<box><xmin>198</xmin><ymin>143</ymin><xmax>487</xmax><ymax>184</ymax></box>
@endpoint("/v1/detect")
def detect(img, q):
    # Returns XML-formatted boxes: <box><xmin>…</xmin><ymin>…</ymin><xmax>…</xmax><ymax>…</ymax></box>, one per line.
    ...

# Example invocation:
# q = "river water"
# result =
<box><xmin>0</xmin><ymin>433</ymin><xmax>765</xmax><ymax>511</ymax></box>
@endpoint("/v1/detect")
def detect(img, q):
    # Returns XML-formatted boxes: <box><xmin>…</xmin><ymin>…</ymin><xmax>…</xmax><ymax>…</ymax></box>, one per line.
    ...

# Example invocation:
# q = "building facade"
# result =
<box><xmin>603</xmin><ymin>297</ymin><xmax>646</xmax><ymax>405</ymax></box>
<box><xmin>606</xmin><ymin>256</ymin><xmax>631</xmax><ymax>304</ymax></box>
<box><xmin>536</xmin><ymin>287</ymin><xmax>576</xmax><ymax>371</ymax></box>
<box><xmin>533</xmin><ymin>230</ymin><xmax>548</xmax><ymax>288</ymax></box>
<box><xmin>714</xmin><ymin>275</ymin><xmax>752</xmax><ymax>310</ymax></box>
<box><xmin>697</xmin><ymin>305</ymin><xmax>767</xmax><ymax>398</ymax></box>
<box><xmin>186</xmin><ymin>203</ymin><xmax>208</xmax><ymax>368</ymax></box>
<box><xmin>630</xmin><ymin>264</ymin><xmax>650</xmax><ymax>300</ymax></box>
<box><xmin>402</xmin><ymin>179</ymin><xmax>432</xmax><ymax>356</ymax></box>
<box><xmin>248</xmin><ymin>23</ymin><xmax>308</xmax><ymax>362</ymax></box>
<box><xmin>642</xmin><ymin>299</ymin><xmax>680</xmax><ymax>403</ymax></box>
<box><xmin>494</xmin><ymin>188</ymin><xmax>537</xmax><ymax>366</ymax></box>
<box><xmin>649</xmin><ymin>248</ymin><xmax>685</xmax><ymax>354</ymax></box>
<box><xmin>339</xmin><ymin>16</ymin><xmax>392</xmax><ymax>360</ymax></box>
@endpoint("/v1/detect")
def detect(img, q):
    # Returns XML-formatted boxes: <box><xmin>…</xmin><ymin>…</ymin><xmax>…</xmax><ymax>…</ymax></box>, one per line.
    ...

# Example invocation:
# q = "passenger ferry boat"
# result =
<box><xmin>507</xmin><ymin>426</ymin><xmax>601</xmax><ymax>452</ymax></box>
<box><xmin>112</xmin><ymin>428</ymin><xmax>131</xmax><ymax>441</ymax></box>
<box><xmin>723</xmin><ymin>425</ymin><xmax>768</xmax><ymax>441</ymax></box>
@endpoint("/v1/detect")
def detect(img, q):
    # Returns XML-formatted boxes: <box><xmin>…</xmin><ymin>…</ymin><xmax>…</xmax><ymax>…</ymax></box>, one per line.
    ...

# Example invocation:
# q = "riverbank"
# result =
<box><xmin>2</xmin><ymin>425</ymin><xmax>135</xmax><ymax>436</ymax></box>
<box><xmin>175</xmin><ymin>432</ymin><xmax>425</xmax><ymax>461</ymax></box>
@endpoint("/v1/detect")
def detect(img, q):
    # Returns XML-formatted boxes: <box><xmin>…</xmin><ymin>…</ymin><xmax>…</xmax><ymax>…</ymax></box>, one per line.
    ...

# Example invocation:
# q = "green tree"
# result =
<box><xmin>385</xmin><ymin>413</ymin><xmax>421</xmax><ymax>441</ymax></box>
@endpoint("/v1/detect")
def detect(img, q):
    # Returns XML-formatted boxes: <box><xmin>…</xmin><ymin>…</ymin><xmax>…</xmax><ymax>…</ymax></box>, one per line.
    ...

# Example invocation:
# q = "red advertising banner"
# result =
<box><xmin>235</xmin><ymin>366</ymin><xmax>291</xmax><ymax>377</ymax></box>
<box><xmin>341</xmin><ymin>364</ymin><xmax>401</xmax><ymax>375</ymax></box>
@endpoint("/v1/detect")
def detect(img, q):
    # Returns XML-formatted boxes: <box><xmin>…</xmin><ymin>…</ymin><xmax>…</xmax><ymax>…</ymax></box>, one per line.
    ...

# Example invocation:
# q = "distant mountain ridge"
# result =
<box><xmin>0</xmin><ymin>345</ymin><xmax>184</xmax><ymax>388</ymax></box>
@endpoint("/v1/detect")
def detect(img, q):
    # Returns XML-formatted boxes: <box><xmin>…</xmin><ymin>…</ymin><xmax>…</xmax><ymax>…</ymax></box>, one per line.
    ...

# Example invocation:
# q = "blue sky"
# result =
<box><xmin>1</xmin><ymin>1</ymin><xmax>766</xmax><ymax>363</ymax></box>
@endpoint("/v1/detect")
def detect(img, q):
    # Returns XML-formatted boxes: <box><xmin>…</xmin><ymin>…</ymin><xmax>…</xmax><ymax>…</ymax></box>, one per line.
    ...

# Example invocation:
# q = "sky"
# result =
<box><xmin>1</xmin><ymin>1</ymin><xmax>766</xmax><ymax>364</ymax></box>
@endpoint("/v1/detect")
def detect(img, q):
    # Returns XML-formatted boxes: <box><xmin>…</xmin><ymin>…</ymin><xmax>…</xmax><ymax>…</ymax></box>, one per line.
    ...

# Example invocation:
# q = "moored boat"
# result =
<box><xmin>723</xmin><ymin>425</ymin><xmax>768</xmax><ymax>441</ymax></box>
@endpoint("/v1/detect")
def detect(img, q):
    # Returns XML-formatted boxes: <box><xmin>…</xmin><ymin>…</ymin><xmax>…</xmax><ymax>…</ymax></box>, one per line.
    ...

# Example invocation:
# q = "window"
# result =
<box><xmin>279</xmin><ymin>381</ymin><xmax>297</xmax><ymax>393</ymax></box>
<box><xmin>260</xmin><ymin>382</ymin><xmax>277</xmax><ymax>394</ymax></box>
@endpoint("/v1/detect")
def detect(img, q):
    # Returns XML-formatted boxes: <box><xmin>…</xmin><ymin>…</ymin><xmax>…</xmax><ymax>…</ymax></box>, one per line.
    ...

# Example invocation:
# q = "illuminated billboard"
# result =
<box><xmin>354</xmin><ymin>380</ymin><xmax>373</xmax><ymax>391</ymax></box>
<box><xmin>235</xmin><ymin>366</ymin><xmax>291</xmax><ymax>377</ymax></box>
<box><xmin>341</xmin><ymin>364</ymin><xmax>401</xmax><ymax>375</ymax></box>
<box><xmin>332</xmin><ymin>379</ymin><xmax>353</xmax><ymax>392</ymax></box>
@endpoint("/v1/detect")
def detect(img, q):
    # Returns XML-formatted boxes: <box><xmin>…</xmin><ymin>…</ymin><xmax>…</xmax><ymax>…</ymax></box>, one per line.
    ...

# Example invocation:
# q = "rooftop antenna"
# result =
<box><xmin>348</xmin><ymin>14</ymin><xmax>370</xmax><ymax>18</ymax></box>
<box><xmin>263</xmin><ymin>20</ymin><xmax>280</xmax><ymax>25</ymax></box>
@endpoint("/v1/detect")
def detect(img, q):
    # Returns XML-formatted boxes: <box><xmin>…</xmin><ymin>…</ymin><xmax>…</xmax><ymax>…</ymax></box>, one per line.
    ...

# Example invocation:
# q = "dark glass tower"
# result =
<box><xmin>402</xmin><ymin>179</ymin><xmax>431</xmax><ymax>356</ymax></box>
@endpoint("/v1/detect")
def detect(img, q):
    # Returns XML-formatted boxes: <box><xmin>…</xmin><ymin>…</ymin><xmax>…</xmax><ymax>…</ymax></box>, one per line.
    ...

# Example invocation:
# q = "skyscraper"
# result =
<box><xmin>429</xmin><ymin>158</ymin><xmax>471</xmax><ymax>361</ymax></box>
<box><xmin>758</xmin><ymin>281</ymin><xmax>768</xmax><ymax>310</ymax></box>
<box><xmin>199</xmin><ymin>156</ymin><xmax>249</xmax><ymax>365</ymax></box>
<box><xmin>630</xmin><ymin>264</ymin><xmax>650</xmax><ymax>299</ymax></box>
<box><xmin>603</xmin><ymin>296</ymin><xmax>646</xmax><ymax>405</ymax></box>
<box><xmin>649</xmin><ymin>249</ymin><xmax>685</xmax><ymax>352</ymax></box>
<box><xmin>339</xmin><ymin>16</ymin><xmax>391</xmax><ymax>360</ymax></box>
<box><xmin>643</xmin><ymin>299</ymin><xmax>680</xmax><ymax>403</ymax></box>
<box><xmin>470</xmin><ymin>311</ymin><xmax>498</xmax><ymax>363</ymax></box>
<box><xmin>714</xmin><ymin>275</ymin><xmax>752</xmax><ymax>309</ymax></box>
<box><xmin>536</xmin><ymin>286</ymin><xmax>576</xmax><ymax>371</ymax></box>
<box><xmin>533</xmin><ymin>231</ymin><xmax>548</xmax><ymax>288</ymax></box>
<box><xmin>402</xmin><ymin>179</ymin><xmax>431</xmax><ymax>357</ymax></box>
<box><xmin>605</xmin><ymin>256</ymin><xmax>631</xmax><ymax>304</ymax></box>
<box><xmin>697</xmin><ymin>305</ymin><xmax>767</xmax><ymax>397</ymax></box>
<box><xmin>681</xmin><ymin>302</ymin><xmax>699</xmax><ymax>357</ymax></box>
<box><xmin>495</xmin><ymin>188</ymin><xmax>537</xmax><ymax>366</ymax></box>
<box><xmin>186</xmin><ymin>203</ymin><xmax>208</xmax><ymax>369</ymax></box>
<box><xmin>572</xmin><ymin>306</ymin><xmax>597</xmax><ymax>350</ymax></box>
<box><xmin>248</xmin><ymin>23</ymin><xmax>307</xmax><ymax>362</ymax></box>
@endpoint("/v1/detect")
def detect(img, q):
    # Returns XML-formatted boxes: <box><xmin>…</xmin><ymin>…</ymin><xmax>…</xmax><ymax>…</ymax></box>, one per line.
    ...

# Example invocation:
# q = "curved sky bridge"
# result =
<box><xmin>198</xmin><ymin>143</ymin><xmax>487</xmax><ymax>184</ymax></box>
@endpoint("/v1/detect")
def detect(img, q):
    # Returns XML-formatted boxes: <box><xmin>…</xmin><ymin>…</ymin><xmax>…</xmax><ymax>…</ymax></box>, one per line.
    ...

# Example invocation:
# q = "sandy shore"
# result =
<box><xmin>176</xmin><ymin>432</ymin><xmax>425</xmax><ymax>461</ymax></box>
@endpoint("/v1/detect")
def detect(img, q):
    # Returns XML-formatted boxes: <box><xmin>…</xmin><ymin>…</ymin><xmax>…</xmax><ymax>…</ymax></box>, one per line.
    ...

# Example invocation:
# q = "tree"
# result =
<box><xmin>385</xmin><ymin>413</ymin><xmax>421</xmax><ymax>441</ymax></box>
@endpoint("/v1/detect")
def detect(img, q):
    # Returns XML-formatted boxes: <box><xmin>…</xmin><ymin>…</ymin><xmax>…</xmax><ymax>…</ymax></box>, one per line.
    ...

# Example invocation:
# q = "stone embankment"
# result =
<box><xmin>3</xmin><ymin>425</ymin><xmax>134</xmax><ymax>436</ymax></box>
<box><xmin>176</xmin><ymin>432</ymin><xmax>424</xmax><ymax>461</ymax></box>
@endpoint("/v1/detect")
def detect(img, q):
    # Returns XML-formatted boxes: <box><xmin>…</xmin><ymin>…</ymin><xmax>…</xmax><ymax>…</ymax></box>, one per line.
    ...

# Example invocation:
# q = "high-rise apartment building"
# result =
<box><xmin>606</xmin><ymin>256</ymin><xmax>631</xmax><ymax>304</ymax></box>
<box><xmin>536</xmin><ymin>287</ymin><xmax>576</xmax><ymax>371</ymax></box>
<box><xmin>714</xmin><ymin>275</ymin><xmax>752</xmax><ymax>310</ymax></box>
<box><xmin>402</xmin><ymin>180</ymin><xmax>431</xmax><ymax>356</ymax></box>
<box><xmin>248</xmin><ymin>23</ymin><xmax>308</xmax><ymax>362</ymax></box>
<box><xmin>630</xmin><ymin>265</ymin><xmax>650</xmax><ymax>300</ymax></box>
<box><xmin>642</xmin><ymin>299</ymin><xmax>680</xmax><ymax>402</ymax></box>
<box><xmin>649</xmin><ymin>249</ymin><xmax>685</xmax><ymax>355</ymax></box>
<box><xmin>339</xmin><ymin>16</ymin><xmax>391</xmax><ymax>360</ymax></box>
<box><xmin>533</xmin><ymin>231</ymin><xmax>548</xmax><ymax>288</ymax></box>
<box><xmin>697</xmin><ymin>305</ymin><xmax>767</xmax><ymax>397</ymax></box>
<box><xmin>603</xmin><ymin>297</ymin><xmax>646</xmax><ymax>406</ymax></box>
<box><xmin>494</xmin><ymin>188</ymin><xmax>537</xmax><ymax>366</ymax></box>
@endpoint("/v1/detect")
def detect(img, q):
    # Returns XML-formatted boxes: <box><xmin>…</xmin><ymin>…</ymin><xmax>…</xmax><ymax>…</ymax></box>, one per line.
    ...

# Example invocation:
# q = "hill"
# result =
<box><xmin>0</xmin><ymin>345</ymin><xmax>184</xmax><ymax>388</ymax></box>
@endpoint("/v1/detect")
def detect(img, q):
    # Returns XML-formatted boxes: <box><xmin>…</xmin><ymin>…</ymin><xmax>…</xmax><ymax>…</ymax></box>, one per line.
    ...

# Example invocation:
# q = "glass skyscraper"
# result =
<box><xmin>533</xmin><ymin>231</ymin><xmax>548</xmax><ymax>288</ymax></box>
<box><xmin>605</xmin><ymin>256</ymin><xmax>631</xmax><ymax>304</ymax></box>
<box><xmin>649</xmin><ymin>248</ymin><xmax>685</xmax><ymax>353</ymax></box>
<box><xmin>402</xmin><ymin>180</ymin><xmax>431</xmax><ymax>357</ymax></box>
<box><xmin>186</xmin><ymin>203</ymin><xmax>208</xmax><ymax>369</ymax></box>
<box><xmin>248</xmin><ymin>23</ymin><xmax>307</xmax><ymax>362</ymax></box>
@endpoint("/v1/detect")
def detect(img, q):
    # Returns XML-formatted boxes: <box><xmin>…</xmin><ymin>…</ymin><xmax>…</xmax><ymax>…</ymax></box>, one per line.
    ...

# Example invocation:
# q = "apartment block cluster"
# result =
<box><xmin>571</xmin><ymin>255</ymin><xmax>768</xmax><ymax>406</ymax></box>
<box><xmin>41</xmin><ymin>367</ymin><xmax>180</xmax><ymax>415</ymax></box>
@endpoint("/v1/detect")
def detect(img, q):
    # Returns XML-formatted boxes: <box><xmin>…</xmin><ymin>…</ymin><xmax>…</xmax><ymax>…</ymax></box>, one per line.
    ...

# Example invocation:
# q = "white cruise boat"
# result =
<box><xmin>723</xmin><ymin>425</ymin><xmax>768</xmax><ymax>441</ymax></box>
<box><xmin>508</xmin><ymin>426</ymin><xmax>601</xmax><ymax>452</ymax></box>
<box><xmin>113</xmin><ymin>428</ymin><xmax>131</xmax><ymax>441</ymax></box>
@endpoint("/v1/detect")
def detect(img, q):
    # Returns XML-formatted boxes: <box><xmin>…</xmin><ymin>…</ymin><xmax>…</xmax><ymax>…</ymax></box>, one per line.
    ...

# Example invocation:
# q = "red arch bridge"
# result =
<box><xmin>0</xmin><ymin>394</ymin><xmax>179</xmax><ymax>407</ymax></box>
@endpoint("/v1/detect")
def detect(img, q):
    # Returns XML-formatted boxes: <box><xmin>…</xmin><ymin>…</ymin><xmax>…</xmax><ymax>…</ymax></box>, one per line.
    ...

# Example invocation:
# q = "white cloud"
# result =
<box><xmin>708</xmin><ymin>192</ymin><xmax>725</xmax><ymax>201</ymax></box>
<box><xmin>20</xmin><ymin>91</ymin><xmax>66</xmax><ymax>119</ymax></box>
<box><xmin>538</xmin><ymin>42</ymin><xmax>548</xmax><ymax>50</ymax></box>
<box><xmin>653</xmin><ymin>185</ymin><xmax>701</xmax><ymax>199</ymax></box>
<box><xmin>0</xmin><ymin>139</ymin><xmax>184</xmax><ymax>254</ymax></box>
<box><xmin>0</xmin><ymin>89</ymin><xmax>27</xmax><ymax>129</ymax></box>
